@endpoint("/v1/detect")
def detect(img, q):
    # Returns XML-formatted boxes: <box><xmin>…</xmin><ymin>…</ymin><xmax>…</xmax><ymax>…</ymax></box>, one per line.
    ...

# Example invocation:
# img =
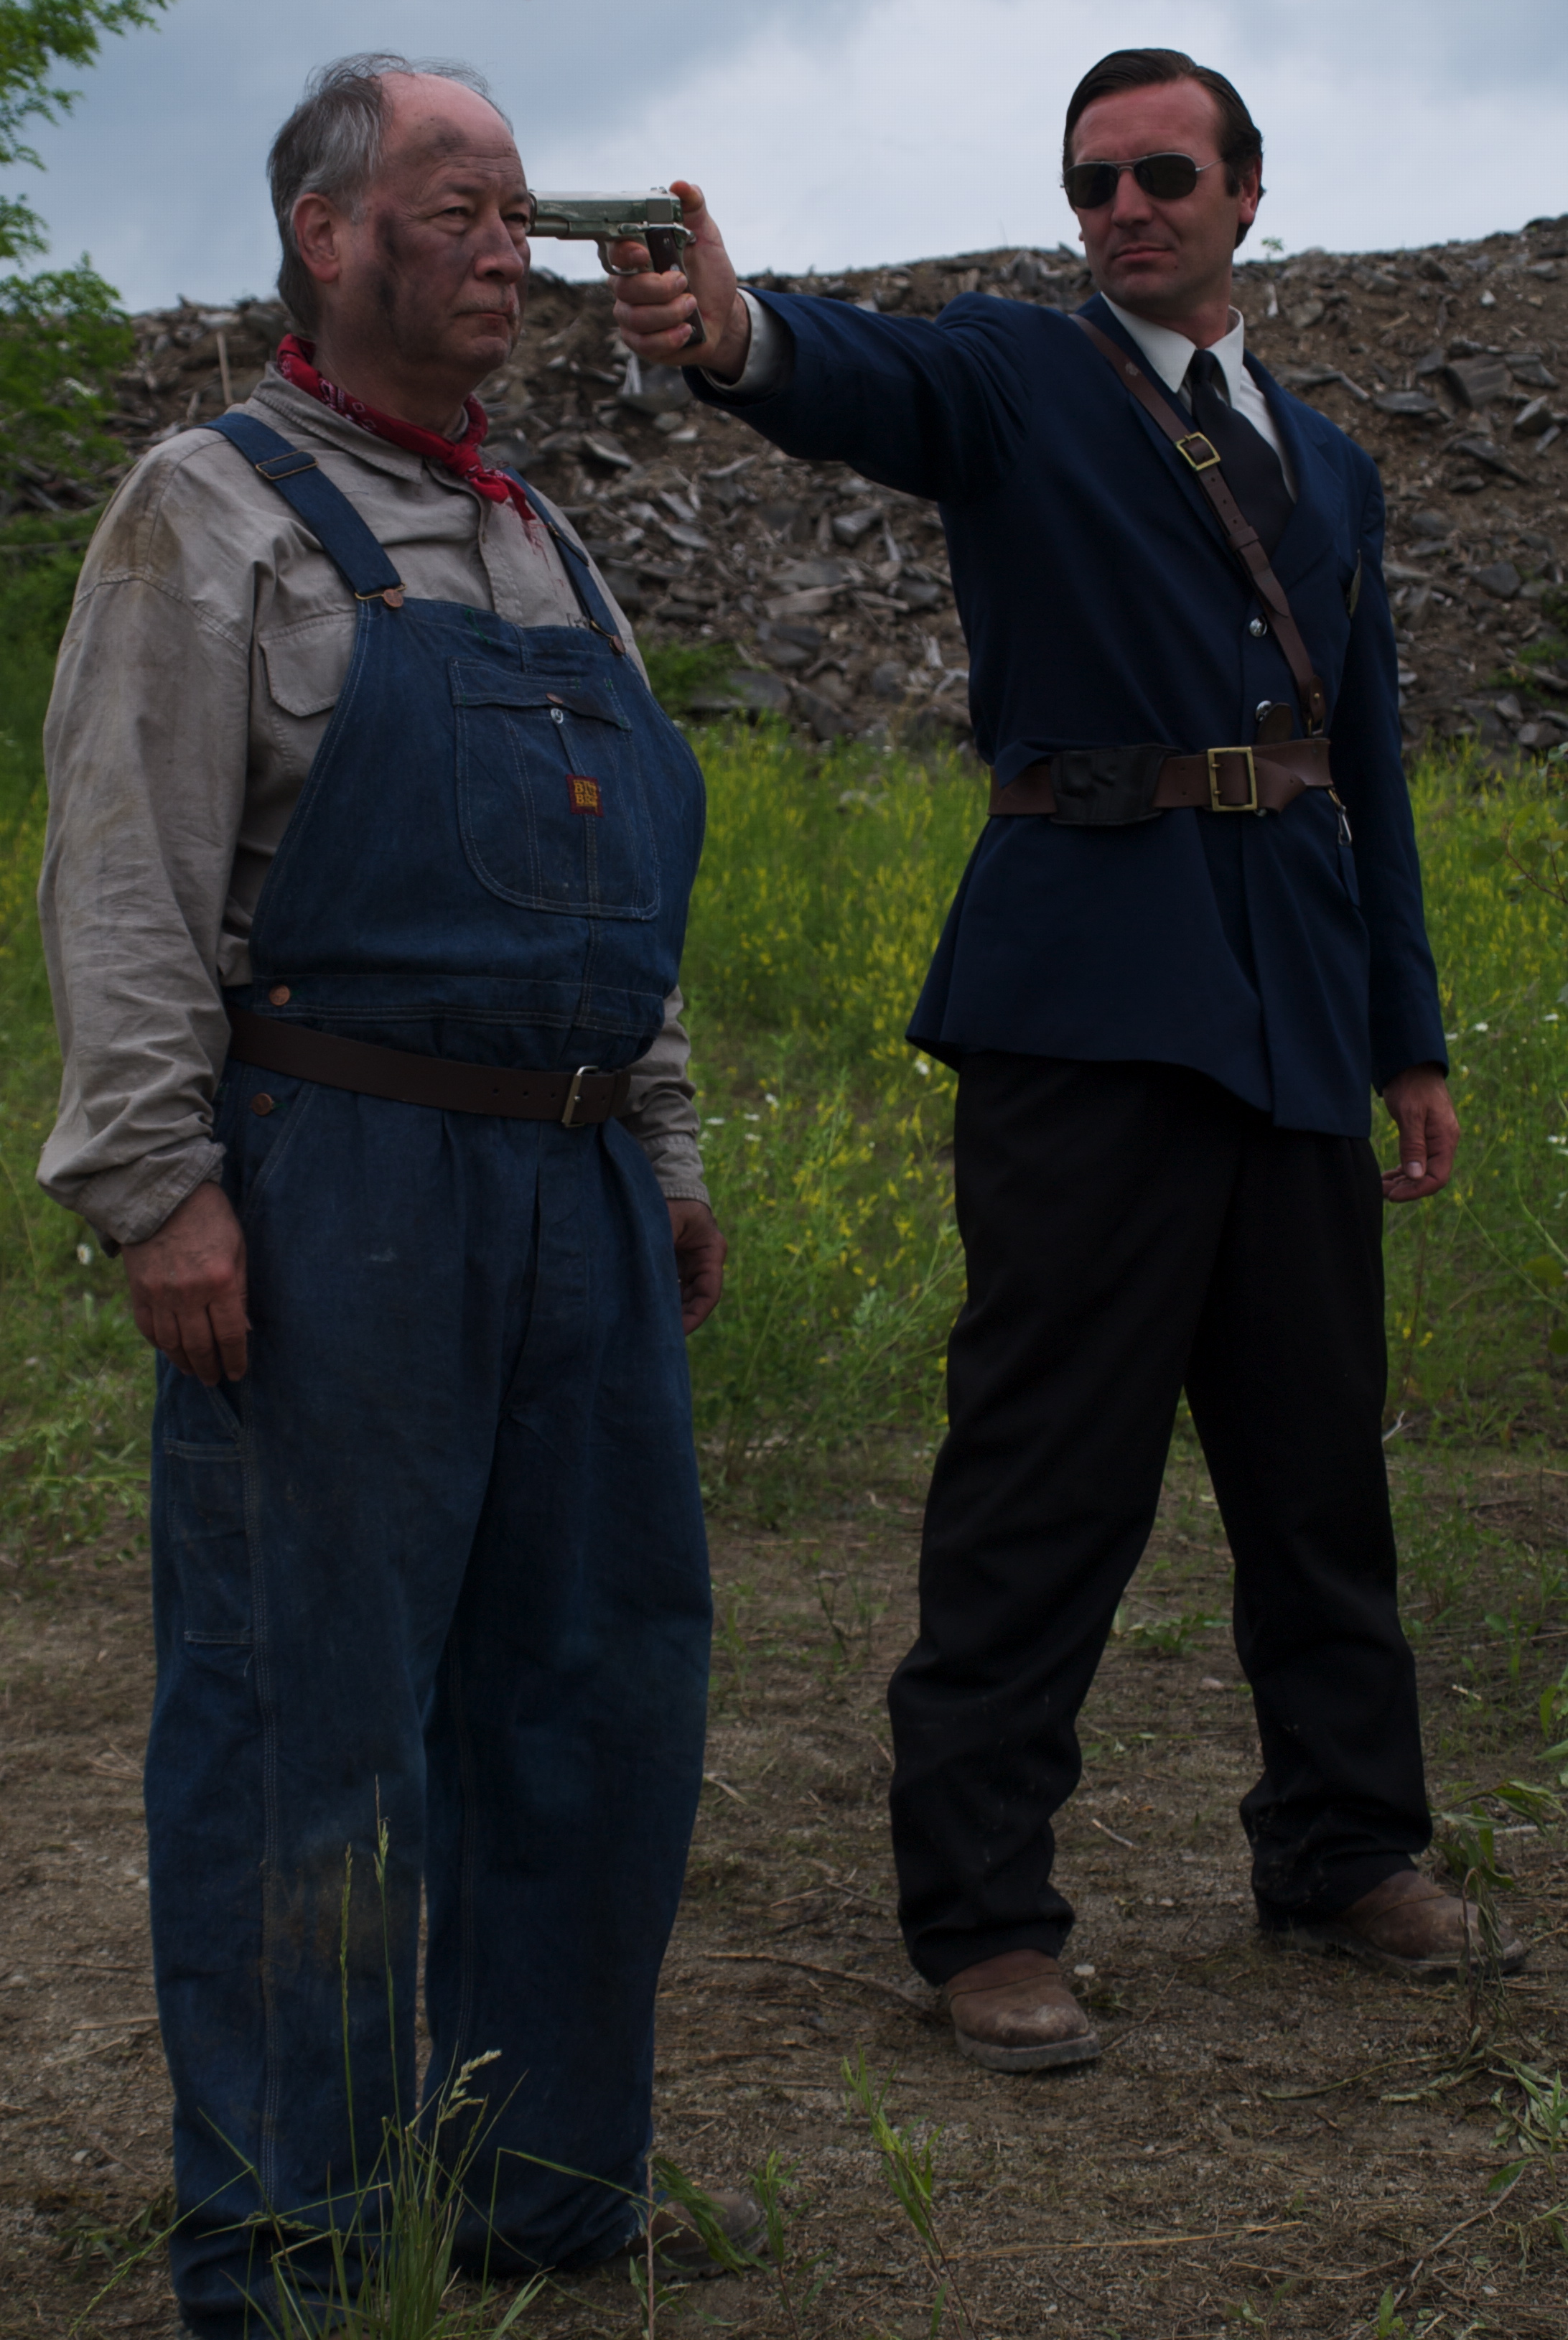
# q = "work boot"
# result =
<box><xmin>943</xmin><ymin>1948</ymin><xmax>1101</xmax><ymax>2072</ymax></box>
<box><xmin>1277</xmin><ymin>1870</ymin><xmax>1527</xmax><ymax>1977</ymax></box>
<box><xmin>622</xmin><ymin>2188</ymin><xmax>765</xmax><ymax>2278</ymax></box>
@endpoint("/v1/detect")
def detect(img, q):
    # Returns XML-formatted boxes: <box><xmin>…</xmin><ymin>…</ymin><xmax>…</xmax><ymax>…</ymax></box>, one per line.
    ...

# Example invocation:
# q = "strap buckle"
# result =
<box><xmin>1207</xmin><ymin>746</ymin><xmax>1259</xmax><ymax>814</ymax></box>
<box><xmin>354</xmin><ymin>584</ymin><xmax>406</xmax><ymax>608</ymax></box>
<box><xmin>254</xmin><ymin>451</ymin><xmax>319</xmax><ymax>481</ymax></box>
<box><xmin>560</xmin><ymin>1064</ymin><xmax>598</xmax><ymax>1128</ymax></box>
<box><xmin>1176</xmin><ymin>431</ymin><xmax>1222</xmax><ymax>474</ymax></box>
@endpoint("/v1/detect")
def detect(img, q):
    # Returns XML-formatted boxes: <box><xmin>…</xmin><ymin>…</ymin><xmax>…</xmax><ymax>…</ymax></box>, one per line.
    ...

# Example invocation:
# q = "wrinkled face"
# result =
<box><xmin>1068</xmin><ymin>79</ymin><xmax>1259</xmax><ymax>322</ymax></box>
<box><xmin>302</xmin><ymin>75</ymin><xmax>531</xmax><ymax>386</ymax></box>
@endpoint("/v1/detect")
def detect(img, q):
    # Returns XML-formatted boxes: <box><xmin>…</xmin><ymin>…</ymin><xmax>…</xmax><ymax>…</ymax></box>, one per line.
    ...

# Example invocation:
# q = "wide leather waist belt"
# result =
<box><xmin>989</xmin><ymin>737</ymin><xmax>1335</xmax><ymax>821</ymax></box>
<box><xmin>225</xmin><ymin>1009</ymin><xmax>633</xmax><ymax>1127</ymax></box>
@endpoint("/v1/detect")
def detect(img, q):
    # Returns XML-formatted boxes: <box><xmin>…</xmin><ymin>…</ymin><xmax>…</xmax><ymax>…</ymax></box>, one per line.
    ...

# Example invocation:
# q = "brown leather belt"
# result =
<box><xmin>225</xmin><ymin>1008</ymin><xmax>633</xmax><ymax>1126</ymax></box>
<box><xmin>988</xmin><ymin>736</ymin><xmax>1337</xmax><ymax>819</ymax></box>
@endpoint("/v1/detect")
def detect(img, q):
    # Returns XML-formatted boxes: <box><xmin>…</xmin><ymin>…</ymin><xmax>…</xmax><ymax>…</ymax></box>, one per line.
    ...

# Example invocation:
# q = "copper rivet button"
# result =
<box><xmin>251</xmin><ymin>1094</ymin><xmax>276</xmax><ymax>1117</ymax></box>
<box><xmin>269</xmin><ymin>984</ymin><xmax>291</xmax><ymax>1006</ymax></box>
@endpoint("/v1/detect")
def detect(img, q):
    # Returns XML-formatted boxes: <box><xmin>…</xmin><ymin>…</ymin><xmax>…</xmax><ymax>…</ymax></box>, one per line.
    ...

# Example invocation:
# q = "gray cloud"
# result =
<box><xmin>22</xmin><ymin>0</ymin><xmax>877</xmax><ymax>304</ymax></box>
<box><xmin>1230</xmin><ymin>0</ymin><xmax>1568</xmax><ymax>89</ymax></box>
<box><xmin>15</xmin><ymin>0</ymin><xmax>1568</xmax><ymax>310</ymax></box>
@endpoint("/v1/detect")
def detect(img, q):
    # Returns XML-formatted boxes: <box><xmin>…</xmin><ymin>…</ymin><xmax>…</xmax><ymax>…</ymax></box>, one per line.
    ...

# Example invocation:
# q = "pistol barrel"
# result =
<box><xmin>528</xmin><ymin>190</ymin><xmax>691</xmax><ymax>245</ymax></box>
<box><xmin>528</xmin><ymin>189</ymin><xmax>706</xmax><ymax>350</ymax></box>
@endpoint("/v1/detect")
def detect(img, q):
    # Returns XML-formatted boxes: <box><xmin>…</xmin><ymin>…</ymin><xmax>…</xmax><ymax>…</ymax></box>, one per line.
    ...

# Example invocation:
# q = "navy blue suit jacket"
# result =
<box><xmin>691</xmin><ymin>289</ymin><xmax>1447</xmax><ymax>1136</ymax></box>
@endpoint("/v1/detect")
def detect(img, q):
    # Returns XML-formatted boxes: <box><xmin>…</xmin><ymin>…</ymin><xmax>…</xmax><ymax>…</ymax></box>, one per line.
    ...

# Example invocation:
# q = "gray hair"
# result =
<box><xmin>269</xmin><ymin>53</ymin><xmax>513</xmax><ymax>329</ymax></box>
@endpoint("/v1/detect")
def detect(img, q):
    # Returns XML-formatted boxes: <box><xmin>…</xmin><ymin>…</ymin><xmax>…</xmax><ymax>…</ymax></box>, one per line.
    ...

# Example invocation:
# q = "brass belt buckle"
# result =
<box><xmin>560</xmin><ymin>1065</ymin><xmax>598</xmax><ymax>1128</ymax></box>
<box><xmin>1177</xmin><ymin>431</ymin><xmax>1222</xmax><ymax>473</ymax></box>
<box><xmin>1207</xmin><ymin>745</ymin><xmax>1259</xmax><ymax>813</ymax></box>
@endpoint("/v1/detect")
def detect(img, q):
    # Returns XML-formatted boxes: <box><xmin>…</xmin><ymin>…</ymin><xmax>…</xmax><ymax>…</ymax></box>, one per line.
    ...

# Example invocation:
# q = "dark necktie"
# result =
<box><xmin>1185</xmin><ymin>347</ymin><xmax>1292</xmax><ymax>556</ymax></box>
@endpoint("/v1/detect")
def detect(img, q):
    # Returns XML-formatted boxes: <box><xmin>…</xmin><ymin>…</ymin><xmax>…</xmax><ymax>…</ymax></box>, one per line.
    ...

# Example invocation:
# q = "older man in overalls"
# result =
<box><xmin>37</xmin><ymin>55</ymin><xmax>745</xmax><ymax>2337</ymax></box>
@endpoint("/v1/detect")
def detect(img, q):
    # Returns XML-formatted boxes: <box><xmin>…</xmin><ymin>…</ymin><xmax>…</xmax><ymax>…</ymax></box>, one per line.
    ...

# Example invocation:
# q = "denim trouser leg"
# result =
<box><xmin>146</xmin><ymin>1078</ymin><xmax>711</xmax><ymax>2338</ymax></box>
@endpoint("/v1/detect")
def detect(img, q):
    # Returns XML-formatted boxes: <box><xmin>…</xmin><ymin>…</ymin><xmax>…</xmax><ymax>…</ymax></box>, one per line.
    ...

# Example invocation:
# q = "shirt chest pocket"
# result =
<box><xmin>450</xmin><ymin>662</ymin><xmax>660</xmax><ymax>921</ymax></box>
<box><xmin>258</xmin><ymin>611</ymin><xmax>356</xmax><ymax>719</ymax></box>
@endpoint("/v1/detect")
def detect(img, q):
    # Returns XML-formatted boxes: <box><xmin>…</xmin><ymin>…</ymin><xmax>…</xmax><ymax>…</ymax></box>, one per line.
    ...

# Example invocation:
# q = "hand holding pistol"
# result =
<box><xmin>528</xmin><ymin>188</ymin><xmax>707</xmax><ymax>348</ymax></box>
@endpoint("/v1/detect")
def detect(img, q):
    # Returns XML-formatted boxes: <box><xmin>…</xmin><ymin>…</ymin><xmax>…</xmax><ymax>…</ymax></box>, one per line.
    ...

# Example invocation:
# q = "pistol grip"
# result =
<box><xmin>645</xmin><ymin>226</ymin><xmax>706</xmax><ymax>350</ymax></box>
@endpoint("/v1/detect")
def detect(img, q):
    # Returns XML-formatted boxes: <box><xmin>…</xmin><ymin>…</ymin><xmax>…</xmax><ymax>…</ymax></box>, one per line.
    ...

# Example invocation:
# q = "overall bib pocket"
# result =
<box><xmin>452</xmin><ymin>663</ymin><xmax>659</xmax><ymax>920</ymax></box>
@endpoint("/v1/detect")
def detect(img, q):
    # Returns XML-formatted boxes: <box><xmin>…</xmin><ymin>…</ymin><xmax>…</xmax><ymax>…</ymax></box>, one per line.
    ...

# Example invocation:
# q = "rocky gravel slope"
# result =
<box><xmin>50</xmin><ymin>212</ymin><xmax>1568</xmax><ymax>758</ymax></box>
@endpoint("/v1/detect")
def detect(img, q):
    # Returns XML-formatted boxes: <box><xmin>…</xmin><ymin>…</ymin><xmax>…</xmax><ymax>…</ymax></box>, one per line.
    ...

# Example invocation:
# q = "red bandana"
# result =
<box><xmin>275</xmin><ymin>333</ymin><xmax>541</xmax><ymax>544</ymax></box>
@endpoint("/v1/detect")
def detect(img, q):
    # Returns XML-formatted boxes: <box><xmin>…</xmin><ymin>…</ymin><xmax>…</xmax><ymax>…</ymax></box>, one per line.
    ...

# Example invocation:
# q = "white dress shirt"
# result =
<box><xmin>1102</xmin><ymin>297</ymin><xmax>1296</xmax><ymax>497</ymax></box>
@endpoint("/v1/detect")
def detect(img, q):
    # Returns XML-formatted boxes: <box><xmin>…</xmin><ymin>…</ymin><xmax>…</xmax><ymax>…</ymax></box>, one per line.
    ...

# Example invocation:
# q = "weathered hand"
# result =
<box><xmin>668</xmin><ymin>1195</ymin><xmax>727</xmax><ymax>1335</ymax></box>
<box><xmin>1381</xmin><ymin>1063</ymin><xmax>1460</xmax><ymax>1202</ymax></box>
<box><xmin>123</xmin><ymin>1180</ymin><xmax>250</xmax><ymax>1384</ymax></box>
<box><xmin>609</xmin><ymin>180</ymin><xmax>751</xmax><ymax>381</ymax></box>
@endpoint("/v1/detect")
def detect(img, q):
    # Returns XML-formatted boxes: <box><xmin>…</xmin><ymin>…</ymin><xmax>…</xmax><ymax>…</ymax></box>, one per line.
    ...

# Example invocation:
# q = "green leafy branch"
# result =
<box><xmin>0</xmin><ymin>2</ymin><xmax>171</xmax><ymax>261</ymax></box>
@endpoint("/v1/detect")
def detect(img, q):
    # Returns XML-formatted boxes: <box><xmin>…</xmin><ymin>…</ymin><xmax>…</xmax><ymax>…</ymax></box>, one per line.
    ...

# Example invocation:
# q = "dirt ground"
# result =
<box><xmin>2</xmin><ymin>1448</ymin><xmax>1565</xmax><ymax>2340</ymax></box>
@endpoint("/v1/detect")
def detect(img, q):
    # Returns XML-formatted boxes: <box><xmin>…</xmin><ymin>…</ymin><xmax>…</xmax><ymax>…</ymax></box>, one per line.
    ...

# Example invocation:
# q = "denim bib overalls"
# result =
<box><xmin>147</xmin><ymin>417</ymin><xmax>712</xmax><ymax>2334</ymax></box>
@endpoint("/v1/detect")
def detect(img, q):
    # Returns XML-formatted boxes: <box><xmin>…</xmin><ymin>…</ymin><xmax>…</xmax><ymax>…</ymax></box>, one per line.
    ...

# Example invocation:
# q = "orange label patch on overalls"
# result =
<box><xmin>566</xmin><ymin>774</ymin><xmax>603</xmax><ymax>816</ymax></box>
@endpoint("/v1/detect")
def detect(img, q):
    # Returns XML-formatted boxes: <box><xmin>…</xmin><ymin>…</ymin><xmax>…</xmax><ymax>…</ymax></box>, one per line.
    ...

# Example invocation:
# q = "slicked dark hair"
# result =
<box><xmin>269</xmin><ymin>53</ymin><xmax>513</xmax><ymax>329</ymax></box>
<box><xmin>1063</xmin><ymin>48</ymin><xmax>1264</xmax><ymax>249</ymax></box>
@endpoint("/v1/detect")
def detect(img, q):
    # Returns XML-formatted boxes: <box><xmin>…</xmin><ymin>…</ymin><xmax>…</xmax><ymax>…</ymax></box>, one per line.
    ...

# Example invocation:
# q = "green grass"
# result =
<box><xmin>0</xmin><ymin>619</ymin><xmax>149</xmax><ymax>1549</ymax></box>
<box><xmin>1383</xmin><ymin>750</ymin><xmax>1568</xmax><ymax>1435</ymax></box>
<box><xmin>7</xmin><ymin>645</ymin><xmax>1568</xmax><ymax>1539</ymax></box>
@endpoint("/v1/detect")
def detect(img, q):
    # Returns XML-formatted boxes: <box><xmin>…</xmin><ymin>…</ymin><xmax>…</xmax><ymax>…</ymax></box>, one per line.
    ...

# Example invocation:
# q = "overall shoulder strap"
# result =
<box><xmin>1070</xmin><ymin>312</ymin><xmax>1327</xmax><ymax>734</ymax></box>
<box><xmin>205</xmin><ymin>413</ymin><xmax>406</xmax><ymax>606</ymax></box>
<box><xmin>510</xmin><ymin>475</ymin><xmax>626</xmax><ymax>650</ymax></box>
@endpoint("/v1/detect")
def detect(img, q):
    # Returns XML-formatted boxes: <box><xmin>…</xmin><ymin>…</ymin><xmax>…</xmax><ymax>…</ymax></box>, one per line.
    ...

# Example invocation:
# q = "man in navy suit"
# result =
<box><xmin>614</xmin><ymin>46</ymin><xmax>1525</xmax><ymax>2069</ymax></box>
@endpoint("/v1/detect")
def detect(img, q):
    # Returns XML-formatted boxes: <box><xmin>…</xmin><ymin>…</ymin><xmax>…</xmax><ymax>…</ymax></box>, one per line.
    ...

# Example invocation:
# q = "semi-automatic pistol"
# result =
<box><xmin>528</xmin><ymin>190</ymin><xmax>706</xmax><ymax>348</ymax></box>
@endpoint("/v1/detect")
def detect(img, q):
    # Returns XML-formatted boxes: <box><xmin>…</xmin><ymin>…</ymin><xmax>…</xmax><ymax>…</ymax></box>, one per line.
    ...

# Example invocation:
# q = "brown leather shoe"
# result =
<box><xmin>1279</xmin><ymin>1870</ymin><xmax>1527</xmax><ymax>1977</ymax></box>
<box><xmin>943</xmin><ymin>1949</ymin><xmax>1101</xmax><ymax>2072</ymax></box>
<box><xmin>624</xmin><ymin>2188</ymin><xmax>764</xmax><ymax>2278</ymax></box>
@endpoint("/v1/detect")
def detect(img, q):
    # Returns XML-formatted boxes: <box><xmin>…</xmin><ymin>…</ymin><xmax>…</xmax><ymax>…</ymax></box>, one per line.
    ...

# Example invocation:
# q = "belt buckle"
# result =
<box><xmin>1207</xmin><ymin>745</ymin><xmax>1259</xmax><ymax>814</ymax></box>
<box><xmin>1177</xmin><ymin>431</ymin><xmax>1222</xmax><ymax>473</ymax></box>
<box><xmin>560</xmin><ymin>1064</ymin><xmax>598</xmax><ymax>1128</ymax></box>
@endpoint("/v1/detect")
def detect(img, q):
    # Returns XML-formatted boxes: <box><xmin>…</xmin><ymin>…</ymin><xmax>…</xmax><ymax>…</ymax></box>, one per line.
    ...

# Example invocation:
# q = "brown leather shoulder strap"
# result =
<box><xmin>1071</xmin><ymin>312</ymin><xmax>1327</xmax><ymax>734</ymax></box>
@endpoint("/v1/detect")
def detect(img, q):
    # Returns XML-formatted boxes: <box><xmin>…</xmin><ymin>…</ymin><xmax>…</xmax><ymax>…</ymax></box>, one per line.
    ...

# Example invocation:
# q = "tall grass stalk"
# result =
<box><xmin>248</xmin><ymin>1824</ymin><xmax>546</xmax><ymax>2340</ymax></box>
<box><xmin>746</xmin><ymin>2148</ymin><xmax>831</xmax><ymax>2337</ymax></box>
<box><xmin>842</xmin><ymin>2050</ymin><xmax>979</xmax><ymax>2340</ymax></box>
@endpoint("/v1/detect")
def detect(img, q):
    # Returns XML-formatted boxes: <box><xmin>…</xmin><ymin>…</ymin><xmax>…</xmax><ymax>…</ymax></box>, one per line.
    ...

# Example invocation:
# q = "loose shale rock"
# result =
<box><xmin>24</xmin><ymin>210</ymin><xmax>1568</xmax><ymax>759</ymax></box>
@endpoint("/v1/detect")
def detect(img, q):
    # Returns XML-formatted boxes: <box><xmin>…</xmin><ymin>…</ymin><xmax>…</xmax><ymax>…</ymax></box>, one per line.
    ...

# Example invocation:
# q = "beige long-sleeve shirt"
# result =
<box><xmin>37</xmin><ymin>370</ymin><xmax>708</xmax><ymax>1248</ymax></box>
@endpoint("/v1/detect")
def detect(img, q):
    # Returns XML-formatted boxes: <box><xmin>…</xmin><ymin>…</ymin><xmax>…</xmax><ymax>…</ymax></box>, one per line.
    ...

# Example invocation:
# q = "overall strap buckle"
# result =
<box><xmin>255</xmin><ymin>450</ymin><xmax>319</xmax><ymax>482</ymax></box>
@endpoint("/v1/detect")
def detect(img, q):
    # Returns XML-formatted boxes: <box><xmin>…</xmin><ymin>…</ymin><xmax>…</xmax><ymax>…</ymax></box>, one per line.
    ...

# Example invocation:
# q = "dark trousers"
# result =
<box><xmin>888</xmin><ymin>1055</ymin><xmax>1430</xmax><ymax>1986</ymax></box>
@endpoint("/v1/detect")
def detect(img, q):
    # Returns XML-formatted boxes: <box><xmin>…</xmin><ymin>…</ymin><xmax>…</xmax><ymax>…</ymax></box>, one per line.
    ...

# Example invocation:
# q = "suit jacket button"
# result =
<box><xmin>251</xmin><ymin>1094</ymin><xmax>276</xmax><ymax>1117</ymax></box>
<box><xmin>268</xmin><ymin>984</ymin><xmax>291</xmax><ymax>1005</ymax></box>
<box><xmin>1249</xmin><ymin>617</ymin><xmax>1267</xmax><ymax>638</ymax></box>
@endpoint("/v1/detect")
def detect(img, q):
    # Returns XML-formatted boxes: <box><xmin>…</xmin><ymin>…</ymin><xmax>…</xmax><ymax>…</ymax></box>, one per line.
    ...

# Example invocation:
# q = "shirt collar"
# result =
<box><xmin>1102</xmin><ymin>297</ymin><xmax>1249</xmax><ymax>406</ymax></box>
<box><xmin>250</xmin><ymin>368</ymin><xmax>454</xmax><ymax>483</ymax></box>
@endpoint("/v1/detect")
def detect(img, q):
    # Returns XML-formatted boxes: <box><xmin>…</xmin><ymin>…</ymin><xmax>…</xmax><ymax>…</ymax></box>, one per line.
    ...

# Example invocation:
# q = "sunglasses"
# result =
<box><xmin>1063</xmin><ymin>153</ymin><xmax>1219</xmax><ymax>210</ymax></box>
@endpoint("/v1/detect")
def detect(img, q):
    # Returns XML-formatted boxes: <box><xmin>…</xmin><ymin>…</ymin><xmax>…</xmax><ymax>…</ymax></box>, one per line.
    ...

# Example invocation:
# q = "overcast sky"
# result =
<box><xmin>19</xmin><ymin>0</ymin><xmax>1568</xmax><ymax>311</ymax></box>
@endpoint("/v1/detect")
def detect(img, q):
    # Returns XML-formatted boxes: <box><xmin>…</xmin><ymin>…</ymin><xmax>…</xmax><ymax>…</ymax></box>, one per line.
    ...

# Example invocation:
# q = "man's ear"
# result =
<box><xmin>1234</xmin><ymin>161</ymin><xmax>1262</xmax><ymax>234</ymax></box>
<box><xmin>292</xmin><ymin>192</ymin><xmax>346</xmax><ymax>289</ymax></box>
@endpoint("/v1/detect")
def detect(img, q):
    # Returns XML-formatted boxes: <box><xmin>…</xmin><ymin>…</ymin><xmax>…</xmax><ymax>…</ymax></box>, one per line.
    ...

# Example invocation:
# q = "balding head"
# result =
<box><xmin>269</xmin><ymin>54</ymin><xmax>515</xmax><ymax>330</ymax></box>
<box><xmin>273</xmin><ymin>53</ymin><xmax>533</xmax><ymax>432</ymax></box>
<box><xmin>380</xmin><ymin>71</ymin><xmax>513</xmax><ymax>168</ymax></box>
